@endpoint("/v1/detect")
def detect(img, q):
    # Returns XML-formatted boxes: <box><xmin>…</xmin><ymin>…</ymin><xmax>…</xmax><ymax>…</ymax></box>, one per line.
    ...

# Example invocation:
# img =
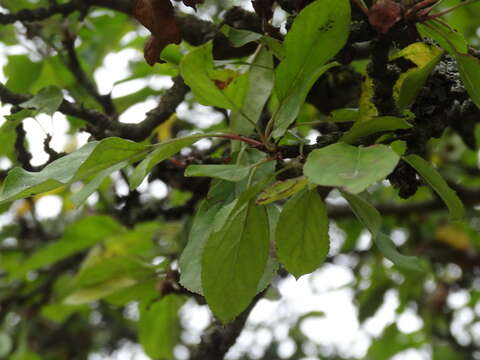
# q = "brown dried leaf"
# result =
<box><xmin>368</xmin><ymin>0</ymin><xmax>402</xmax><ymax>34</ymax></box>
<box><xmin>252</xmin><ymin>0</ymin><xmax>275</xmax><ymax>20</ymax></box>
<box><xmin>134</xmin><ymin>0</ymin><xmax>182</xmax><ymax>66</ymax></box>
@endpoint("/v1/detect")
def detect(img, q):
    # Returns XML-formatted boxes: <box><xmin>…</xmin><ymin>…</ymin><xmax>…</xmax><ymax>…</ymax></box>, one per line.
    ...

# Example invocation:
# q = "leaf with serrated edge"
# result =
<box><xmin>202</xmin><ymin>201</ymin><xmax>269</xmax><ymax>322</ymax></box>
<box><xmin>403</xmin><ymin>154</ymin><xmax>464</xmax><ymax>221</ymax></box>
<box><xmin>341</xmin><ymin>190</ymin><xmax>424</xmax><ymax>272</ymax></box>
<box><xmin>276</xmin><ymin>188</ymin><xmax>329</xmax><ymax>278</ymax></box>
<box><xmin>272</xmin><ymin>0</ymin><xmax>350</xmax><ymax>138</ymax></box>
<box><xmin>0</xmin><ymin>138</ymin><xmax>148</xmax><ymax>205</ymax></box>
<box><xmin>304</xmin><ymin>143</ymin><xmax>400</xmax><ymax>194</ymax></box>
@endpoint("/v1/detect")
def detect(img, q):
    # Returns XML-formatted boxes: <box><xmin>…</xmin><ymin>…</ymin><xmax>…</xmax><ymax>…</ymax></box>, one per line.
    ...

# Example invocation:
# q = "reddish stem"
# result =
<box><xmin>425</xmin><ymin>0</ymin><xmax>480</xmax><ymax>19</ymax></box>
<box><xmin>211</xmin><ymin>134</ymin><xmax>265</xmax><ymax>148</ymax></box>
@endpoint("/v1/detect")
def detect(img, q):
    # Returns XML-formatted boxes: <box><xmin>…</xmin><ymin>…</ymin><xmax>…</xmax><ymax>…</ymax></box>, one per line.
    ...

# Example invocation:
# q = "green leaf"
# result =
<box><xmin>180</xmin><ymin>42</ymin><xmax>249</xmax><ymax>110</ymax></box>
<box><xmin>73</xmin><ymin>256</ymin><xmax>154</xmax><ymax>289</ymax></box>
<box><xmin>0</xmin><ymin>333</ymin><xmax>12</xmax><ymax>358</ymax></box>
<box><xmin>256</xmin><ymin>176</ymin><xmax>308</xmax><ymax>205</ymax></box>
<box><xmin>392</xmin><ymin>43</ymin><xmax>443</xmax><ymax>111</ymax></box>
<box><xmin>19</xmin><ymin>86</ymin><xmax>63</xmax><ymax>116</ymax></box>
<box><xmin>63</xmin><ymin>277</ymin><xmax>138</xmax><ymax>305</ymax></box>
<box><xmin>9</xmin><ymin>216</ymin><xmax>123</xmax><ymax>280</ymax></box>
<box><xmin>0</xmin><ymin>137</ymin><xmax>148</xmax><ymax>205</ymax></box>
<box><xmin>230</xmin><ymin>47</ymin><xmax>274</xmax><ymax>135</ymax></box>
<box><xmin>340</xmin><ymin>116</ymin><xmax>413</xmax><ymax>144</ymax></box>
<box><xmin>105</xmin><ymin>279</ymin><xmax>159</xmax><ymax>306</ymax></box>
<box><xmin>257</xmin><ymin>204</ymin><xmax>281</xmax><ymax>291</ymax></box>
<box><xmin>328</xmin><ymin>108</ymin><xmax>359</xmax><ymax>122</ymax></box>
<box><xmin>403</xmin><ymin>154</ymin><xmax>465</xmax><ymax>221</ymax></box>
<box><xmin>276</xmin><ymin>188</ymin><xmax>329</xmax><ymax>278</ymax></box>
<box><xmin>180</xmin><ymin>202</ymin><xmax>221</xmax><ymax>294</ymax></box>
<box><xmin>417</xmin><ymin>22</ymin><xmax>467</xmax><ymax>54</ymax></box>
<box><xmin>416</xmin><ymin>22</ymin><xmax>480</xmax><ymax>110</ymax></box>
<box><xmin>129</xmin><ymin>133</ymin><xmax>215</xmax><ymax>189</ymax></box>
<box><xmin>113</xmin><ymin>87</ymin><xmax>158</xmax><ymax>113</ymax></box>
<box><xmin>70</xmin><ymin>161</ymin><xmax>128</xmax><ymax>206</ymax></box>
<box><xmin>340</xmin><ymin>191</ymin><xmax>424</xmax><ymax>272</ymax></box>
<box><xmin>455</xmin><ymin>53</ymin><xmax>480</xmax><ymax>109</ymax></box>
<box><xmin>179</xmin><ymin>180</ymin><xmax>237</xmax><ymax>294</ymax></box>
<box><xmin>259</xmin><ymin>36</ymin><xmax>285</xmax><ymax>60</ymax></box>
<box><xmin>272</xmin><ymin>0</ymin><xmax>350</xmax><ymax>138</ymax></box>
<box><xmin>139</xmin><ymin>295</ymin><xmax>184</xmax><ymax>360</ymax></box>
<box><xmin>8</xmin><ymin>350</ymin><xmax>43</xmax><ymax>360</ymax></box>
<box><xmin>185</xmin><ymin>164</ymin><xmax>252</xmax><ymax>182</ymax></box>
<box><xmin>0</xmin><ymin>109</ymin><xmax>35</xmax><ymax>159</ymax></box>
<box><xmin>78</xmin><ymin>13</ymin><xmax>134</xmax><ymax>71</ymax></box>
<box><xmin>4</xmin><ymin>55</ymin><xmax>43</xmax><ymax>93</ymax></box>
<box><xmin>220</xmin><ymin>25</ymin><xmax>262</xmax><ymax>47</ymax></box>
<box><xmin>304</xmin><ymin>143</ymin><xmax>400</xmax><ymax>194</ymax></box>
<box><xmin>202</xmin><ymin>201</ymin><xmax>270</xmax><ymax>322</ymax></box>
<box><xmin>63</xmin><ymin>222</ymin><xmax>158</xmax><ymax>304</ymax></box>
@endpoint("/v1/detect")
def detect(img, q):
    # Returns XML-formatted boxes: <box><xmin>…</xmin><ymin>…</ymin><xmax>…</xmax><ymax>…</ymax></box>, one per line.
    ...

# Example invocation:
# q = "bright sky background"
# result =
<box><xmin>0</xmin><ymin>2</ymin><xmax>474</xmax><ymax>359</ymax></box>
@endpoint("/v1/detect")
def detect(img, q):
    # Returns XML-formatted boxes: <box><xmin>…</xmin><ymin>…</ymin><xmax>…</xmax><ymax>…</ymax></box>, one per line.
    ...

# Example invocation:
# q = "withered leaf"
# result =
<box><xmin>252</xmin><ymin>0</ymin><xmax>275</xmax><ymax>20</ymax></box>
<box><xmin>134</xmin><ymin>0</ymin><xmax>182</xmax><ymax>66</ymax></box>
<box><xmin>368</xmin><ymin>0</ymin><xmax>402</xmax><ymax>34</ymax></box>
<box><xmin>179</xmin><ymin>0</ymin><xmax>204</xmax><ymax>10</ymax></box>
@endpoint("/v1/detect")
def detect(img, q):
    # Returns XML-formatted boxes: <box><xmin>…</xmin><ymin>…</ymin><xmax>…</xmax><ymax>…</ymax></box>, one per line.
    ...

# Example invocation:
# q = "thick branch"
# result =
<box><xmin>113</xmin><ymin>76</ymin><xmax>189</xmax><ymax>141</ymax></box>
<box><xmin>0</xmin><ymin>77</ymin><xmax>188</xmax><ymax>141</ymax></box>
<box><xmin>62</xmin><ymin>33</ymin><xmax>117</xmax><ymax>116</ymax></box>
<box><xmin>189</xmin><ymin>292</ymin><xmax>264</xmax><ymax>360</ymax></box>
<box><xmin>0</xmin><ymin>0</ymin><xmax>83</xmax><ymax>24</ymax></box>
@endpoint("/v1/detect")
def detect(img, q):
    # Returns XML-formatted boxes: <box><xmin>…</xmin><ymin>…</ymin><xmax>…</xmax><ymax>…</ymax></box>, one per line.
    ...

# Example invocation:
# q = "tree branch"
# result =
<box><xmin>62</xmin><ymin>31</ymin><xmax>117</xmax><ymax>116</ymax></box>
<box><xmin>0</xmin><ymin>78</ymin><xmax>187</xmax><ymax>141</ymax></box>
<box><xmin>0</xmin><ymin>0</ymin><xmax>83</xmax><ymax>24</ymax></box>
<box><xmin>190</xmin><ymin>292</ymin><xmax>265</xmax><ymax>360</ymax></box>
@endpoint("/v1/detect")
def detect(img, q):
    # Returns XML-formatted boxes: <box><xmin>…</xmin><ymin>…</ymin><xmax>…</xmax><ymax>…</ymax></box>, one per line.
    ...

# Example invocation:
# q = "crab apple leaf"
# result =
<box><xmin>256</xmin><ymin>176</ymin><xmax>308</xmax><ymax>205</ymax></box>
<box><xmin>340</xmin><ymin>191</ymin><xmax>424</xmax><ymax>272</ymax></box>
<box><xmin>180</xmin><ymin>42</ymin><xmax>249</xmax><ymax>110</ymax></box>
<box><xmin>0</xmin><ymin>109</ymin><xmax>35</xmax><ymax>159</ymax></box>
<box><xmin>129</xmin><ymin>133</ymin><xmax>215</xmax><ymax>190</ymax></box>
<box><xmin>272</xmin><ymin>0</ymin><xmax>350</xmax><ymax>138</ymax></box>
<box><xmin>185</xmin><ymin>164</ymin><xmax>252</xmax><ymax>182</ymax></box>
<box><xmin>9</xmin><ymin>216</ymin><xmax>124</xmax><ymax>280</ymax></box>
<box><xmin>276</xmin><ymin>188</ymin><xmax>330</xmax><ymax>278</ymax></box>
<box><xmin>340</xmin><ymin>116</ymin><xmax>413</xmax><ymax>144</ymax></box>
<box><xmin>304</xmin><ymin>143</ymin><xmax>400</xmax><ymax>194</ymax></box>
<box><xmin>133</xmin><ymin>0</ymin><xmax>181</xmax><ymax>65</ymax></box>
<box><xmin>19</xmin><ymin>86</ymin><xmax>63</xmax><ymax>116</ymax></box>
<box><xmin>202</xmin><ymin>201</ymin><xmax>269</xmax><ymax>323</ymax></box>
<box><xmin>403</xmin><ymin>155</ymin><xmax>465</xmax><ymax>221</ymax></box>
<box><xmin>0</xmin><ymin>138</ymin><xmax>148</xmax><ymax>205</ymax></box>
<box><xmin>221</xmin><ymin>25</ymin><xmax>263</xmax><ymax>48</ymax></box>
<box><xmin>455</xmin><ymin>53</ymin><xmax>480</xmax><ymax>110</ymax></box>
<box><xmin>139</xmin><ymin>295</ymin><xmax>184</xmax><ymax>360</ymax></box>
<box><xmin>417</xmin><ymin>22</ymin><xmax>468</xmax><ymax>55</ymax></box>
<box><xmin>391</xmin><ymin>42</ymin><xmax>443</xmax><ymax>111</ymax></box>
<box><xmin>230</xmin><ymin>46</ymin><xmax>274</xmax><ymax>135</ymax></box>
<box><xmin>179</xmin><ymin>201</ymin><xmax>222</xmax><ymax>294</ymax></box>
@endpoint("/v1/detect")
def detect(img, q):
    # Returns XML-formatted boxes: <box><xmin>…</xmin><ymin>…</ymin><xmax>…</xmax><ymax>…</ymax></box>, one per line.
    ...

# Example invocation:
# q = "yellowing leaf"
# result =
<box><xmin>358</xmin><ymin>76</ymin><xmax>378</xmax><ymax>121</ymax></box>
<box><xmin>435</xmin><ymin>224</ymin><xmax>470</xmax><ymax>251</ymax></box>
<box><xmin>156</xmin><ymin>113</ymin><xmax>177</xmax><ymax>142</ymax></box>
<box><xmin>391</xmin><ymin>42</ymin><xmax>442</xmax><ymax>67</ymax></box>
